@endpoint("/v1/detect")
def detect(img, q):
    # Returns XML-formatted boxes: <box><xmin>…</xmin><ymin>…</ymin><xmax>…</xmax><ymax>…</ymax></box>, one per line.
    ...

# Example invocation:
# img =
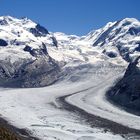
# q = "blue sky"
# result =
<box><xmin>0</xmin><ymin>0</ymin><xmax>140</xmax><ymax>35</ymax></box>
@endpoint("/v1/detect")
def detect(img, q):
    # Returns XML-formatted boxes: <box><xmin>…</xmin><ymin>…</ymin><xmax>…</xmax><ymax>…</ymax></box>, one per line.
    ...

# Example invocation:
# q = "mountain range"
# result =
<box><xmin>0</xmin><ymin>16</ymin><xmax>140</xmax><ymax>88</ymax></box>
<box><xmin>0</xmin><ymin>16</ymin><xmax>140</xmax><ymax>139</ymax></box>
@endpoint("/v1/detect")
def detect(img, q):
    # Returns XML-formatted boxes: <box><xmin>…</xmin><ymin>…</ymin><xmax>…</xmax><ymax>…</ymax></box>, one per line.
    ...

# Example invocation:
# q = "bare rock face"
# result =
<box><xmin>0</xmin><ymin>41</ymin><xmax>60</xmax><ymax>88</ymax></box>
<box><xmin>107</xmin><ymin>57</ymin><xmax>140</xmax><ymax>115</ymax></box>
<box><xmin>20</xmin><ymin>57</ymin><xmax>60</xmax><ymax>88</ymax></box>
<box><xmin>30</xmin><ymin>24</ymin><xmax>49</xmax><ymax>37</ymax></box>
<box><xmin>0</xmin><ymin>56</ymin><xmax>60</xmax><ymax>88</ymax></box>
<box><xmin>0</xmin><ymin>39</ymin><xmax>8</xmax><ymax>46</ymax></box>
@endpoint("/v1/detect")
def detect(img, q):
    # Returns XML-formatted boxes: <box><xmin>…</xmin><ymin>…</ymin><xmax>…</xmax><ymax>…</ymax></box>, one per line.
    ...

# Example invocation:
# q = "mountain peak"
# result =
<box><xmin>0</xmin><ymin>15</ymin><xmax>35</xmax><ymax>27</ymax></box>
<box><xmin>118</xmin><ymin>18</ymin><xmax>140</xmax><ymax>28</ymax></box>
<box><xmin>121</xmin><ymin>17</ymin><xmax>139</xmax><ymax>23</ymax></box>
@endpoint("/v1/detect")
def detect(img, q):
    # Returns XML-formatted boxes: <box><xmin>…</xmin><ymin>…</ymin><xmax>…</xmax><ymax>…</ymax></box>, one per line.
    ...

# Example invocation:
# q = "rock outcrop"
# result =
<box><xmin>107</xmin><ymin>56</ymin><xmax>140</xmax><ymax>115</ymax></box>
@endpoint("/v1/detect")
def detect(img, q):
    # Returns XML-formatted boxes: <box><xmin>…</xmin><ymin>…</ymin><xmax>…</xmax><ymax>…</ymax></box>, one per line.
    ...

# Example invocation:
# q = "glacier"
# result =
<box><xmin>0</xmin><ymin>16</ymin><xmax>140</xmax><ymax>140</ymax></box>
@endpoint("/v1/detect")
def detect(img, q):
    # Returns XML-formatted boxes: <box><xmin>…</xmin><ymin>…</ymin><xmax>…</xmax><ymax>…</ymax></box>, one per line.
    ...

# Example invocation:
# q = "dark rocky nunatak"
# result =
<box><xmin>107</xmin><ymin>57</ymin><xmax>140</xmax><ymax>115</ymax></box>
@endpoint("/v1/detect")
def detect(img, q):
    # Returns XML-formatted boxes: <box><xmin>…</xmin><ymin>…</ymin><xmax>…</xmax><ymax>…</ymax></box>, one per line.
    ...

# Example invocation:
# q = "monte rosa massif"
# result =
<box><xmin>0</xmin><ymin>16</ymin><xmax>140</xmax><ymax>140</ymax></box>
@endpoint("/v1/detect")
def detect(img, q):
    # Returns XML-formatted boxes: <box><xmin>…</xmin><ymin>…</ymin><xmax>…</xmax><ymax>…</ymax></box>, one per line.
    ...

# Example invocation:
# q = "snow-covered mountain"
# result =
<box><xmin>0</xmin><ymin>16</ymin><xmax>140</xmax><ymax>140</ymax></box>
<box><xmin>0</xmin><ymin>16</ymin><xmax>140</xmax><ymax>88</ymax></box>
<box><xmin>0</xmin><ymin>16</ymin><xmax>59</xmax><ymax>87</ymax></box>
<box><xmin>84</xmin><ymin>18</ymin><xmax>140</xmax><ymax>62</ymax></box>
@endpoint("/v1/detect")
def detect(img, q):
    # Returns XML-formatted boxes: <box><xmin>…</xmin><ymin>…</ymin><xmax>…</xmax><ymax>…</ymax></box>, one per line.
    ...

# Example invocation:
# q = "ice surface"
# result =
<box><xmin>0</xmin><ymin>65</ymin><xmax>126</xmax><ymax>140</ymax></box>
